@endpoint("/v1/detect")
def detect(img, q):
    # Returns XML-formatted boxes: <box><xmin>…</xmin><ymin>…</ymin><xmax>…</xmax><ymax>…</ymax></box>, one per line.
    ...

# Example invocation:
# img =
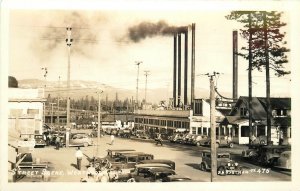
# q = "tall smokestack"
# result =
<box><xmin>173</xmin><ymin>33</ymin><xmax>177</xmax><ymax>107</ymax></box>
<box><xmin>177</xmin><ymin>33</ymin><xmax>181</xmax><ymax>107</ymax></box>
<box><xmin>191</xmin><ymin>23</ymin><xmax>195</xmax><ymax>108</ymax></box>
<box><xmin>233</xmin><ymin>30</ymin><xmax>238</xmax><ymax>100</ymax></box>
<box><xmin>184</xmin><ymin>29</ymin><xmax>188</xmax><ymax>106</ymax></box>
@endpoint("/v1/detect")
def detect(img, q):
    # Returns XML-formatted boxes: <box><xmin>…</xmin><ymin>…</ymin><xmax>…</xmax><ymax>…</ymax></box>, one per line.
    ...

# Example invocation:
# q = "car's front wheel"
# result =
<box><xmin>228</xmin><ymin>142</ymin><xmax>234</xmax><ymax>148</ymax></box>
<box><xmin>196</xmin><ymin>142</ymin><xmax>201</xmax><ymax>147</ymax></box>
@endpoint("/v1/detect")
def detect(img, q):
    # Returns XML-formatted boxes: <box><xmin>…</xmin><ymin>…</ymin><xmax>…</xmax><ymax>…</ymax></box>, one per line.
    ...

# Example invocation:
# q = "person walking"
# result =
<box><xmin>110</xmin><ymin>134</ymin><xmax>115</xmax><ymax>145</ymax></box>
<box><xmin>55</xmin><ymin>136</ymin><xmax>61</xmax><ymax>150</ymax></box>
<box><xmin>75</xmin><ymin>147</ymin><xmax>83</xmax><ymax>170</ymax></box>
<box><xmin>156</xmin><ymin>133</ymin><xmax>163</xmax><ymax>146</ymax></box>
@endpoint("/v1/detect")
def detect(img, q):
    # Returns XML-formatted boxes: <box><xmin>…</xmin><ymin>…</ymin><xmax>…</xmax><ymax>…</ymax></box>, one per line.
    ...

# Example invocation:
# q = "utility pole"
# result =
<box><xmin>66</xmin><ymin>27</ymin><xmax>73</xmax><ymax>147</ymax></box>
<box><xmin>97</xmin><ymin>90</ymin><xmax>103</xmax><ymax>157</ymax></box>
<box><xmin>41</xmin><ymin>67</ymin><xmax>47</xmax><ymax>125</ymax></box>
<box><xmin>57</xmin><ymin>76</ymin><xmax>61</xmax><ymax>126</ymax></box>
<box><xmin>50</xmin><ymin>103</ymin><xmax>56</xmax><ymax>127</ymax></box>
<box><xmin>135</xmin><ymin>61</ymin><xmax>142</xmax><ymax>110</ymax></box>
<box><xmin>144</xmin><ymin>70</ymin><xmax>150</xmax><ymax>104</ymax></box>
<box><xmin>207</xmin><ymin>72</ymin><xmax>218</xmax><ymax>182</ymax></box>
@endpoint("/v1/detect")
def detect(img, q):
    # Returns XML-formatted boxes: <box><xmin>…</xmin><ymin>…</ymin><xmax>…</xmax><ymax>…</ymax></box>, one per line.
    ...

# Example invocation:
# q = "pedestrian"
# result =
<box><xmin>110</xmin><ymin>134</ymin><xmax>115</xmax><ymax>145</ymax></box>
<box><xmin>75</xmin><ymin>147</ymin><xmax>83</xmax><ymax>170</ymax></box>
<box><xmin>156</xmin><ymin>133</ymin><xmax>163</xmax><ymax>146</ymax></box>
<box><xmin>55</xmin><ymin>136</ymin><xmax>61</xmax><ymax>150</ymax></box>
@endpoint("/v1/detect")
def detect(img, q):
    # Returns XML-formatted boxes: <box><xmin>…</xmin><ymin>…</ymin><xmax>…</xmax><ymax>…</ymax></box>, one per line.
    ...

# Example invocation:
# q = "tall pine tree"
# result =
<box><xmin>226</xmin><ymin>11</ymin><xmax>289</xmax><ymax>145</ymax></box>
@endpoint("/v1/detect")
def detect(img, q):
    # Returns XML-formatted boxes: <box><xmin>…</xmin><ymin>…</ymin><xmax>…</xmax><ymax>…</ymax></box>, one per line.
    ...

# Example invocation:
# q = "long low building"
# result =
<box><xmin>134</xmin><ymin>109</ymin><xmax>191</xmax><ymax>136</ymax></box>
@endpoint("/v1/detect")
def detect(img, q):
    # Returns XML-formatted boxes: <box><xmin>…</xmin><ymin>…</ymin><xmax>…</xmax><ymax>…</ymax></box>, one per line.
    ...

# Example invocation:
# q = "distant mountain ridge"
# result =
<box><xmin>18</xmin><ymin>79</ymin><xmax>224</xmax><ymax>104</ymax></box>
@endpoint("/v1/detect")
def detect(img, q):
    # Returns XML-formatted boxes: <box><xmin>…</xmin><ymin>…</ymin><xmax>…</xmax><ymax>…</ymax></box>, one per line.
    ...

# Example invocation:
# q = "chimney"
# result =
<box><xmin>177</xmin><ymin>33</ymin><xmax>181</xmax><ymax>107</ymax></box>
<box><xmin>184</xmin><ymin>28</ymin><xmax>188</xmax><ymax>106</ymax></box>
<box><xmin>173</xmin><ymin>33</ymin><xmax>177</xmax><ymax>107</ymax></box>
<box><xmin>191</xmin><ymin>23</ymin><xmax>195</xmax><ymax>108</ymax></box>
<box><xmin>233</xmin><ymin>30</ymin><xmax>238</xmax><ymax>100</ymax></box>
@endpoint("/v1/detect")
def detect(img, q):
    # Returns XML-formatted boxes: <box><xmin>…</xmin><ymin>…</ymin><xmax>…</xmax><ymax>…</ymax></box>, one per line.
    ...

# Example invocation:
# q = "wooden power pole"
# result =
<box><xmin>209</xmin><ymin>72</ymin><xmax>217</xmax><ymax>182</ymax></box>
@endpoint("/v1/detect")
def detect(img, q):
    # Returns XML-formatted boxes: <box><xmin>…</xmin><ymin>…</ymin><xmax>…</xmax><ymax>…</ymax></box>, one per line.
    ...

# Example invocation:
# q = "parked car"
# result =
<box><xmin>89</xmin><ymin>128</ymin><xmax>104</xmax><ymax>138</ymax></box>
<box><xmin>138</xmin><ymin>159</ymin><xmax>176</xmax><ymax>170</ymax></box>
<box><xmin>172</xmin><ymin>133</ymin><xmax>185</xmax><ymax>143</ymax></box>
<box><xmin>258</xmin><ymin>145</ymin><xmax>291</xmax><ymax>166</ymax></box>
<box><xmin>250</xmin><ymin>135</ymin><xmax>267</xmax><ymax>145</ymax></box>
<box><xmin>129</xmin><ymin>167</ymin><xmax>176</xmax><ymax>182</ymax></box>
<box><xmin>108</xmin><ymin>152</ymin><xmax>154</xmax><ymax>171</ymax></box>
<box><xmin>110</xmin><ymin>163</ymin><xmax>173</xmax><ymax>182</ymax></box>
<box><xmin>194</xmin><ymin>135</ymin><xmax>208</xmax><ymax>146</ymax></box>
<box><xmin>242</xmin><ymin>145</ymin><xmax>291</xmax><ymax>166</ymax></box>
<box><xmin>69</xmin><ymin>133</ymin><xmax>93</xmax><ymax>147</ymax></box>
<box><xmin>162</xmin><ymin>174</ymin><xmax>192</xmax><ymax>182</ymax></box>
<box><xmin>34</xmin><ymin>135</ymin><xmax>46</xmax><ymax>148</ymax></box>
<box><xmin>183</xmin><ymin>134</ymin><xmax>194</xmax><ymax>144</ymax></box>
<box><xmin>273</xmin><ymin>151</ymin><xmax>291</xmax><ymax>171</ymax></box>
<box><xmin>200</xmin><ymin>136</ymin><xmax>234</xmax><ymax>148</ymax></box>
<box><xmin>118</xmin><ymin>128</ymin><xmax>132</xmax><ymax>138</ymax></box>
<box><xmin>199</xmin><ymin>150</ymin><xmax>242</xmax><ymax>176</ymax></box>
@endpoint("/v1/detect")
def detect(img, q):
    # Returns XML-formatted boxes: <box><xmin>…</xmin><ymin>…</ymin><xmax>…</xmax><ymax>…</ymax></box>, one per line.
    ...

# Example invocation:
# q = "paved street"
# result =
<box><xmin>14</xmin><ymin>132</ymin><xmax>291</xmax><ymax>182</ymax></box>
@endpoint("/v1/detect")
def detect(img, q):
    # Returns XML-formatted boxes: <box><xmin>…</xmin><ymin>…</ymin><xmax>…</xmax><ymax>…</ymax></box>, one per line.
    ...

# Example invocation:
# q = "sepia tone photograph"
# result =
<box><xmin>1</xmin><ymin>0</ymin><xmax>300</xmax><ymax>191</ymax></box>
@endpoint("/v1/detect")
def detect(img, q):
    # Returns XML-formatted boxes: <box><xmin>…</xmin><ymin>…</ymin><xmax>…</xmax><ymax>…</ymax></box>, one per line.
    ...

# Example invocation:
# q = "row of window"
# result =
<box><xmin>135</xmin><ymin>117</ymin><xmax>189</xmax><ymax>128</ymax></box>
<box><xmin>10</xmin><ymin>109</ymin><xmax>40</xmax><ymax>117</ymax></box>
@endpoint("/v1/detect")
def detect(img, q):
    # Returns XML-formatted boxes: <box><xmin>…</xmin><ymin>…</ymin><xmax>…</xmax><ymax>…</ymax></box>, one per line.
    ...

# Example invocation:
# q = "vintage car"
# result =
<box><xmin>162</xmin><ymin>174</ymin><xmax>192</xmax><ymax>182</ymax></box>
<box><xmin>182</xmin><ymin>134</ymin><xmax>193</xmax><ymax>144</ymax></box>
<box><xmin>105</xmin><ymin>149</ymin><xmax>136</xmax><ymax>160</ymax></box>
<box><xmin>200</xmin><ymin>136</ymin><xmax>234</xmax><ymax>148</ymax></box>
<box><xmin>194</xmin><ymin>135</ymin><xmax>208</xmax><ymax>146</ymax></box>
<box><xmin>69</xmin><ymin>133</ymin><xmax>93</xmax><ymax>147</ymax></box>
<box><xmin>107</xmin><ymin>152</ymin><xmax>154</xmax><ymax>171</ymax></box>
<box><xmin>138</xmin><ymin>159</ymin><xmax>176</xmax><ymax>170</ymax></box>
<box><xmin>128</xmin><ymin>167</ymin><xmax>176</xmax><ymax>182</ymax></box>
<box><xmin>113</xmin><ymin>163</ymin><xmax>173</xmax><ymax>182</ymax></box>
<box><xmin>242</xmin><ymin>145</ymin><xmax>291</xmax><ymax>166</ymax></box>
<box><xmin>199</xmin><ymin>150</ymin><xmax>242</xmax><ymax>176</ymax></box>
<box><xmin>118</xmin><ymin>128</ymin><xmax>132</xmax><ymax>138</ymax></box>
<box><xmin>34</xmin><ymin>135</ymin><xmax>46</xmax><ymax>148</ymax></box>
<box><xmin>89</xmin><ymin>128</ymin><xmax>105</xmax><ymax>138</ymax></box>
<box><xmin>273</xmin><ymin>151</ymin><xmax>291</xmax><ymax>171</ymax></box>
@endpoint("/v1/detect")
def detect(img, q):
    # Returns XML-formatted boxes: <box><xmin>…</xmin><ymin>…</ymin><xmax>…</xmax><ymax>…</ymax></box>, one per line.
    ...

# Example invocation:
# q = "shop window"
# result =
<box><xmin>167</xmin><ymin>120</ymin><xmax>173</xmax><ymax>127</ymax></box>
<box><xmin>203</xmin><ymin>127</ymin><xmax>207</xmax><ymax>135</ymax></box>
<box><xmin>197</xmin><ymin>128</ymin><xmax>202</xmax><ymax>135</ymax></box>
<box><xmin>241</xmin><ymin>126</ymin><xmax>249</xmax><ymax>137</ymax></box>
<box><xmin>192</xmin><ymin>127</ymin><xmax>196</xmax><ymax>134</ymax></box>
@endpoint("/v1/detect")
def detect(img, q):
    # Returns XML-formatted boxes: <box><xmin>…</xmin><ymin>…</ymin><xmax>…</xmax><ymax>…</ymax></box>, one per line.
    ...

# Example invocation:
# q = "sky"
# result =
<box><xmin>7</xmin><ymin>3</ymin><xmax>293</xmax><ymax>102</ymax></box>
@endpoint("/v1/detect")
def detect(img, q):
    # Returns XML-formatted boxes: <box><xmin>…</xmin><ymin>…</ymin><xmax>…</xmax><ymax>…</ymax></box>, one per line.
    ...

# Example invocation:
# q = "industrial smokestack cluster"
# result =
<box><xmin>173</xmin><ymin>23</ymin><xmax>195</xmax><ymax>108</ymax></box>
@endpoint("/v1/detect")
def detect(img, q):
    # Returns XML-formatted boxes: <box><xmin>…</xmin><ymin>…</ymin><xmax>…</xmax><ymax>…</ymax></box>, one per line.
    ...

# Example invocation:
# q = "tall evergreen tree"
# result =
<box><xmin>226</xmin><ymin>11</ymin><xmax>289</xmax><ymax>145</ymax></box>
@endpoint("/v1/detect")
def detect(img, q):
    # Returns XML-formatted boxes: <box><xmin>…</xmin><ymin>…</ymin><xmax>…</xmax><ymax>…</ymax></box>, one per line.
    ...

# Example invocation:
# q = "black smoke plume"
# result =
<box><xmin>127</xmin><ymin>20</ymin><xmax>188</xmax><ymax>43</ymax></box>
